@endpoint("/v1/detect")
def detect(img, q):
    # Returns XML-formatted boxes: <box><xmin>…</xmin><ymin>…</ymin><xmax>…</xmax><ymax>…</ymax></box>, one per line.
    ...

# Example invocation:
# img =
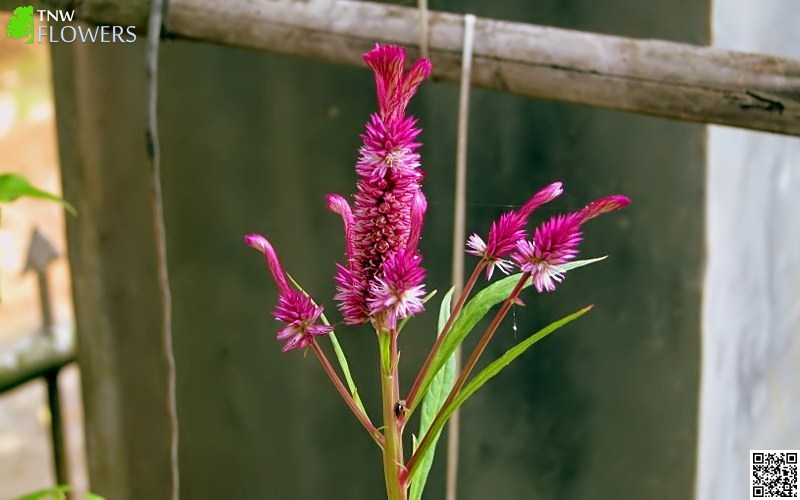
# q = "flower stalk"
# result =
<box><xmin>379</xmin><ymin>328</ymin><xmax>406</xmax><ymax>500</ymax></box>
<box><xmin>310</xmin><ymin>340</ymin><xmax>384</xmax><ymax>447</ymax></box>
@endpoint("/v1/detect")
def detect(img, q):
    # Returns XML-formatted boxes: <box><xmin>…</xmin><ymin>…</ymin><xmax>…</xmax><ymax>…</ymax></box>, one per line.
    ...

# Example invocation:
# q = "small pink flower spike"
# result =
<box><xmin>245</xmin><ymin>233</ymin><xmax>333</xmax><ymax>351</ymax></box>
<box><xmin>245</xmin><ymin>233</ymin><xmax>290</xmax><ymax>295</ymax></box>
<box><xmin>466</xmin><ymin>182</ymin><xmax>563</xmax><ymax>279</ymax></box>
<box><xmin>368</xmin><ymin>251</ymin><xmax>426</xmax><ymax>329</ymax></box>
<box><xmin>511</xmin><ymin>194</ymin><xmax>630</xmax><ymax>292</ymax></box>
<box><xmin>326</xmin><ymin>194</ymin><xmax>355</xmax><ymax>263</ymax></box>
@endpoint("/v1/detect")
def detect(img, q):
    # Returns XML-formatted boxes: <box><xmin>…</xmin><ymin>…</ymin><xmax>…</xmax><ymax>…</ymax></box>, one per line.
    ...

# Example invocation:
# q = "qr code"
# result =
<box><xmin>751</xmin><ymin>450</ymin><xmax>799</xmax><ymax>499</ymax></box>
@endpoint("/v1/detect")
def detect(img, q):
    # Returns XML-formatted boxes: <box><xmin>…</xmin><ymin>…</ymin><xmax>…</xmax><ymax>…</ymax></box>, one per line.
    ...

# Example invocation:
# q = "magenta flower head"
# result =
<box><xmin>512</xmin><ymin>194</ymin><xmax>630</xmax><ymax>292</ymax></box>
<box><xmin>245</xmin><ymin>233</ymin><xmax>333</xmax><ymax>351</ymax></box>
<box><xmin>328</xmin><ymin>44</ymin><xmax>432</xmax><ymax>330</ymax></box>
<box><xmin>466</xmin><ymin>181</ymin><xmax>563</xmax><ymax>279</ymax></box>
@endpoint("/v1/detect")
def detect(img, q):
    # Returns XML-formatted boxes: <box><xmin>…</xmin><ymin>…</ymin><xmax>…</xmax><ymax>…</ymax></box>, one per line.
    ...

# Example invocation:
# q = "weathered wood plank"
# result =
<box><xmin>165</xmin><ymin>0</ymin><xmax>800</xmax><ymax>136</ymax></box>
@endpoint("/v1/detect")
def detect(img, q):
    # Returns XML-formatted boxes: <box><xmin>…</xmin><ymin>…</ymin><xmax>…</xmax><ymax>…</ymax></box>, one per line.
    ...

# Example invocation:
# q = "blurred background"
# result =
<box><xmin>0</xmin><ymin>0</ymin><xmax>797</xmax><ymax>499</ymax></box>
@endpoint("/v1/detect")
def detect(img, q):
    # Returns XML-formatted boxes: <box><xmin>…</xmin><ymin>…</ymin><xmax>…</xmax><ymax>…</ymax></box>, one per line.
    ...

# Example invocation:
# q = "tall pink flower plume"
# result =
<box><xmin>466</xmin><ymin>182</ymin><xmax>563</xmax><ymax>279</ymax></box>
<box><xmin>511</xmin><ymin>195</ymin><xmax>630</xmax><ymax>292</ymax></box>
<box><xmin>328</xmin><ymin>44</ymin><xmax>432</xmax><ymax>328</ymax></box>
<box><xmin>245</xmin><ymin>234</ymin><xmax>333</xmax><ymax>351</ymax></box>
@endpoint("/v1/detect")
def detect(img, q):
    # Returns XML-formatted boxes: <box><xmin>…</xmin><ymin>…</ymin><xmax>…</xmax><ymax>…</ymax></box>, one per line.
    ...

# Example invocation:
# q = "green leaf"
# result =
<box><xmin>410</xmin><ymin>273</ymin><xmax>528</xmax><ymax>413</ymax></box>
<box><xmin>0</xmin><ymin>174</ymin><xmax>76</xmax><ymax>215</ymax></box>
<box><xmin>328</xmin><ymin>331</ymin><xmax>365</xmax><ymax>413</ymax></box>
<box><xmin>286</xmin><ymin>274</ymin><xmax>365</xmax><ymax>413</ymax></box>
<box><xmin>85</xmin><ymin>493</ymin><xmax>106</xmax><ymax>500</ymax></box>
<box><xmin>409</xmin><ymin>288</ymin><xmax>457</xmax><ymax>500</ymax></box>
<box><xmin>409</xmin><ymin>306</ymin><xmax>592</xmax><ymax>483</ymax></box>
<box><xmin>556</xmin><ymin>255</ymin><xmax>607</xmax><ymax>272</ymax></box>
<box><xmin>14</xmin><ymin>485</ymin><xmax>71</xmax><ymax>500</ymax></box>
<box><xmin>410</xmin><ymin>256</ymin><xmax>608</xmax><ymax>414</ymax></box>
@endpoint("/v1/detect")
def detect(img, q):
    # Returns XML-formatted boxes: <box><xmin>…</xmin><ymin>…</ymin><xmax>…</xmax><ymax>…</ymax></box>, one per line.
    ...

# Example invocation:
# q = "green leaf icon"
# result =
<box><xmin>7</xmin><ymin>5</ymin><xmax>35</xmax><ymax>44</ymax></box>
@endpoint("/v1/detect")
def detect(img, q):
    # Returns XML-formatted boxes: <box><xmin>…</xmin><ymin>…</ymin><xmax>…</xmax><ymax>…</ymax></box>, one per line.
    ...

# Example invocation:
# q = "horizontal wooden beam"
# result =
<box><xmin>3</xmin><ymin>0</ymin><xmax>800</xmax><ymax>135</ymax></box>
<box><xmin>166</xmin><ymin>0</ymin><xmax>800</xmax><ymax>136</ymax></box>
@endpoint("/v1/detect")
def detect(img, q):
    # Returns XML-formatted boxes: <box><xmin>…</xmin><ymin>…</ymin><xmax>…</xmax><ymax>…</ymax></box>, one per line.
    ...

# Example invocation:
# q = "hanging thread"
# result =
<box><xmin>446</xmin><ymin>13</ymin><xmax>476</xmax><ymax>500</ymax></box>
<box><xmin>417</xmin><ymin>0</ymin><xmax>430</xmax><ymax>59</ymax></box>
<box><xmin>146</xmin><ymin>1</ymin><xmax>180</xmax><ymax>499</ymax></box>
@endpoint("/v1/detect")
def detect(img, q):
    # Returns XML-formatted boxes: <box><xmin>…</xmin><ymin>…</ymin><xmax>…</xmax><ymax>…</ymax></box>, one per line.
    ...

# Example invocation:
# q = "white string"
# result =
<box><xmin>417</xmin><ymin>0</ymin><xmax>429</xmax><ymax>59</ymax></box>
<box><xmin>446</xmin><ymin>13</ymin><xmax>476</xmax><ymax>500</ymax></box>
<box><xmin>146</xmin><ymin>1</ymin><xmax>180</xmax><ymax>498</ymax></box>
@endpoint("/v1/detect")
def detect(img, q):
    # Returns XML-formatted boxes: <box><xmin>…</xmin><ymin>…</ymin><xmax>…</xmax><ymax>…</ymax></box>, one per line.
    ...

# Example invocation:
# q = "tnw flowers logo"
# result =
<box><xmin>6</xmin><ymin>5</ymin><xmax>34</xmax><ymax>44</ymax></box>
<box><xmin>5</xmin><ymin>5</ymin><xmax>137</xmax><ymax>44</ymax></box>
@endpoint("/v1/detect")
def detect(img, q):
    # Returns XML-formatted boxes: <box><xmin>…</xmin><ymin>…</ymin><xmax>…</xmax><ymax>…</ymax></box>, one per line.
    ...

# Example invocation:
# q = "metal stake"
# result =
<box><xmin>25</xmin><ymin>227</ymin><xmax>69</xmax><ymax>486</ymax></box>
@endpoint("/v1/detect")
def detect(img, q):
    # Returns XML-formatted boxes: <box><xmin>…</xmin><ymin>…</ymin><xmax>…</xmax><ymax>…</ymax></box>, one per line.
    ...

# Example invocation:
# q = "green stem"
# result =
<box><xmin>379</xmin><ymin>328</ymin><xmax>406</xmax><ymax>500</ymax></box>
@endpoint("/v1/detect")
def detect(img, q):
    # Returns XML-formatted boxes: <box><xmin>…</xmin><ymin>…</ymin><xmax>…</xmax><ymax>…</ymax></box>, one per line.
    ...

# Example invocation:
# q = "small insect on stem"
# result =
<box><xmin>394</xmin><ymin>400</ymin><xmax>408</xmax><ymax>418</ymax></box>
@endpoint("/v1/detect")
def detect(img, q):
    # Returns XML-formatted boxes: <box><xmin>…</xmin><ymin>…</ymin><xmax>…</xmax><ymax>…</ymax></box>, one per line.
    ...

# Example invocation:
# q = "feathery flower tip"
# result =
<box><xmin>245</xmin><ymin>233</ymin><xmax>290</xmax><ymax>295</ymax></box>
<box><xmin>519</xmin><ymin>181</ymin><xmax>564</xmax><ymax>218</ymax></box>
<box><xmin>580</xmin><ymin>194</ymin><xmax>630</xmax><ymax>222</ymax></box>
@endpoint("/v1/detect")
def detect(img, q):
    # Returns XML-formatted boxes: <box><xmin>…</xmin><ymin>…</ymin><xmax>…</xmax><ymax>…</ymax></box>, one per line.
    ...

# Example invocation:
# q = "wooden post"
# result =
<box><xmin>49</xmin><ymin>30</ymin><xmax>174</xmax><ymax>499</ymax></box>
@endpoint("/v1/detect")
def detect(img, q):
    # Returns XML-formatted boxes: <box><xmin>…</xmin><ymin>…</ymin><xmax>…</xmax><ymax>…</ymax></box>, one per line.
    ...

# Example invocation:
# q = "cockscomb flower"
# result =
<box><xmin>466</xmin><ymin>181</ymin><xmax>563</xmax><ymax>279</ymax></box>
<box><xmin>245</xmin><ymin>233</ymin><xmax>333</xmax><ymax>351</ymax></box>
<box><xmin>512</xmin><ymin>194</ymin><xmax>630</xmax><ymax>292</ymax></box>
<box><xmin>328</xmin><ymin>44</ymin><xmax>432</xmax><ymax>328</ymax></box>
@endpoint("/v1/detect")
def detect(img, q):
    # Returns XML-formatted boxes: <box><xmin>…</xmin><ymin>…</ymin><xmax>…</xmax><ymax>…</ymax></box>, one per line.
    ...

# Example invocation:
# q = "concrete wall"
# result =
<box><xmin>697</xmin><ymin>1</ymin><xmax>800</xmax><ymax>499</ymax></box>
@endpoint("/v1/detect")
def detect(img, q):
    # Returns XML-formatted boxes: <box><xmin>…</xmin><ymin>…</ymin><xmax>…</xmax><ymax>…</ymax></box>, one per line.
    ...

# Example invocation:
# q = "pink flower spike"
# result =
<box><xmin>245</xmin><ymin>233</ymin><xmax>290</xmax><ymax>295</ymax></box>
<box><xmin>368</xmin><ymin>251</ymin><xmax>426</xmax><ymax>329</ymax></box>
<box><xmin>245</xmin><ymin>233</ymin><xmax>333</xmax><ymax>351</ymax></box>
<box><xmin>275</xmin><ymin>289</ymin><xmax>334</xmax><ymax>352</ymax></box>
<box><xmin>327</xmin><ymin>194</ymin><xmax>355</xmax><ymax>262</ymax></box>
<box><xmin>518</xmin><ymin>181</ymin><xmax>564</xmax><ymax>219</ymax></box>
<box><xmin>579</xmin><ymin>194</ymin><xmax>631</xmax><ymax>222</ymax></box>
<box><xmin>405</xmin><ymin>191</ymin><xmax>427</xmax><ymax>256</ymax></box>
<box><xmin>333</xmin><ymin>44</ymin><xmax>431</xmax><ymax>326</ymax></box>
<box><xmin>466</xmin><ymin>181</ymin><xmax>564</xmax><ymax>279</ymax></box>
<box><xmin>363</xmin><ymin>44</ymin><xmax>432</xmax><ymax>124</ymax></box>
<box><xmin>511</xmin><ymin>193</ymin><xmax>629</xmax><ymax>292</ymax></box>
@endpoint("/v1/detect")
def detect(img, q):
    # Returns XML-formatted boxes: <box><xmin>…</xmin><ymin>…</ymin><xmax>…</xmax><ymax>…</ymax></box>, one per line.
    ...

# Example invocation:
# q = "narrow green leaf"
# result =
<box><xmin>557</xmin><ymin>255</ymin><xmax>607</xmax><ymax>272</ymax></box>
<box><xmin>0</xmin><ymin>174</ymin><xmax>76</xmax><ymax>215</ymax></box>
<box><xmin>286</xmin><ymin>274</ymin><xmax>365</xmax><ymax>413</ymax></box>
<box><xmin>409</xmin><ymin>288</ymin><xmax>457</xmax><ymax>500</ymax></box>
<box><xmin>408</xmin><ymin>306</ymin><xmax>592</xmax><ymax>484</ymax></box>
<box><xmin>328</xmin><ymin>331</ymin><xmax>365</xmax><ymax>413</ymax></box>
<box><xmin>85</xmin><ymin>494</ymin><xmax>106</xmax><ymax>500</ymax></box>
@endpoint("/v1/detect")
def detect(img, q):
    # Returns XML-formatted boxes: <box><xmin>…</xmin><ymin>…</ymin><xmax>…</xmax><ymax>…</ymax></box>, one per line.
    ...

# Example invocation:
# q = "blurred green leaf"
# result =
<box><xmin>0</xmin><ymin>173</ymin><xmax>76</xmax><ymax>215</ymax></box>
<box><xmin>409</xmin><ymin>288</ymin><xmax>457</xmax><ymax>500</ymax></box>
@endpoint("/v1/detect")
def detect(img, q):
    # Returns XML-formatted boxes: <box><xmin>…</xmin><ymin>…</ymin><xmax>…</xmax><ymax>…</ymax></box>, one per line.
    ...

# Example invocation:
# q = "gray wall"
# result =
<box><xmin>697</xmin><ymin>1</ymin><xmax>800</xmax><ymax>499</ymax></box>
<box><xmin>53</xmin><ymin>1</ymin><xmax>712</xmax><ymax>498</ymax></box>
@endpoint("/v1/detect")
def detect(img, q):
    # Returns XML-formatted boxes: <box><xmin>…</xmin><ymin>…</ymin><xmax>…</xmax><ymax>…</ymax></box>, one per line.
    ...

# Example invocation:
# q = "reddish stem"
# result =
<box><xmin>405</xmin><ymin>272</ymin><xmax>530</xmax><ymax>479</ymax></box>
<box><xmin>311</xmin><ymin>340</ymin><xmax>384</xmax><ymax>447</ymax></box>
<box><xmin>405</xmin><ymin>261</ymin><xmax>486</xmax><ymax>411</ymax></box>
